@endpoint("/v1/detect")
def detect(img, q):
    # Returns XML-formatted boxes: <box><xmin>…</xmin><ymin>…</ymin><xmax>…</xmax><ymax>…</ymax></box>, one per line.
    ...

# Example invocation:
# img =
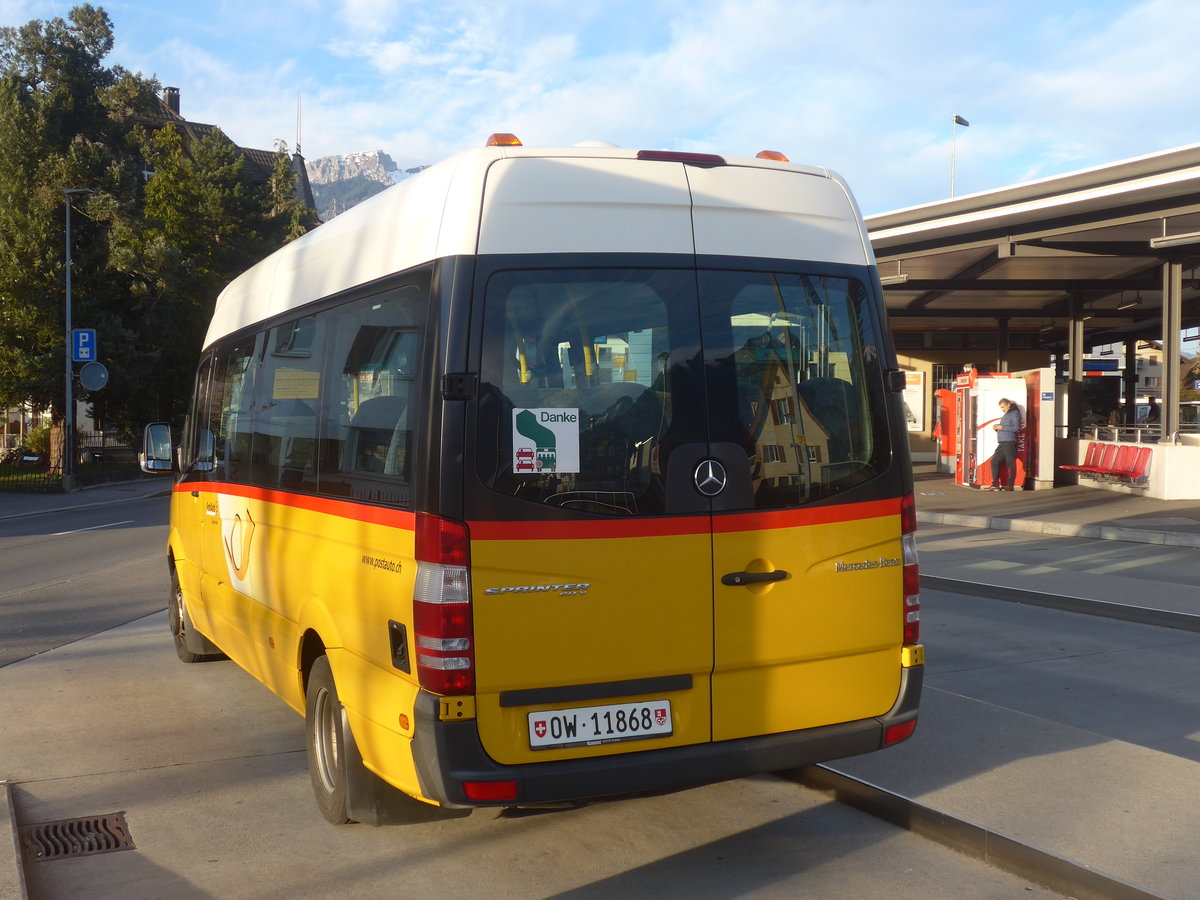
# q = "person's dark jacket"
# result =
<box><xmin>996</xmin><ymin>408</ymin><xmax>1021</xmax><ymax>442</ymax></box>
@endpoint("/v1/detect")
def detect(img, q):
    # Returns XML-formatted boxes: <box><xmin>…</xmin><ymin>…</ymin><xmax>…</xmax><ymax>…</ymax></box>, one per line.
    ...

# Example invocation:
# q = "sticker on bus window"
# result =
<box><xmin>513</xmin><ymin>408</ymin><xmax>580</xmax><ymax>474</ymax></box>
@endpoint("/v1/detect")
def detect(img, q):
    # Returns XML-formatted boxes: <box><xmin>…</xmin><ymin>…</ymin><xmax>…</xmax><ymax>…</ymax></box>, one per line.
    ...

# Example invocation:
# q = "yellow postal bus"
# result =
<box><xmin>142</xmin><ymin>136</ymin><xmax>923</xmax><ymax>824</ymax></box>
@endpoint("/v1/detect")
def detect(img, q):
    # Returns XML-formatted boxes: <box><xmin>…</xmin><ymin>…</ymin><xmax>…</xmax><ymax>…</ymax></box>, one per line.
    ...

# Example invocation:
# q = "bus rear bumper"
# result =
<box><xmin>411</xmin><ymin>665</ymin><xmax>922</xmax><ymax>809</ymax></box>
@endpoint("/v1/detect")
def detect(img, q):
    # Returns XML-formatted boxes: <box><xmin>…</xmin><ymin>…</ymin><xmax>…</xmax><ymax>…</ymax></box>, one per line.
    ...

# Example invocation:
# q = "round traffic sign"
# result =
<box><xmin>79</xmin><ymin>361</ymin><xmax>109</xmax><ymax>391</ymax></box>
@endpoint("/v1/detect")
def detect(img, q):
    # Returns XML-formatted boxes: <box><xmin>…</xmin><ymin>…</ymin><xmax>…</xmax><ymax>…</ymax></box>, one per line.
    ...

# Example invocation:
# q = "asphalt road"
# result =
<box><xmin>0</xmin><ymin>495</ymin><xmax>169</xmax><ymax>667</ymax></box>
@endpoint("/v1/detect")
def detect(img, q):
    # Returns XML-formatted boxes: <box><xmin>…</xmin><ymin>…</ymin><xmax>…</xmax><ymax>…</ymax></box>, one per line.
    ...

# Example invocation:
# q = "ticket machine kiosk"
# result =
<box><xmin>954</xmin><ymin>371</ymin><xmax>1028</xmax><ymax>488</ymax></box>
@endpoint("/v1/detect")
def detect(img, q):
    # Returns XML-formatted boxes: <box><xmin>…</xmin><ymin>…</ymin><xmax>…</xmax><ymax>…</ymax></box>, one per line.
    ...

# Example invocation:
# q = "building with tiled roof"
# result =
<box><xmin>152</xmin><ymin>86</ymin><xmax>316</xmax><ymax>213</ymax></box>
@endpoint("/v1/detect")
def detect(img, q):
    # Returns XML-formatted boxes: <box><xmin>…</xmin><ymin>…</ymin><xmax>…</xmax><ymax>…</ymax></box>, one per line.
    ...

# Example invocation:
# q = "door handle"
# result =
<box><xmin>721</xmin><ymin>570</ymin><xmax>788</xmax><ymax>586</ymax></box>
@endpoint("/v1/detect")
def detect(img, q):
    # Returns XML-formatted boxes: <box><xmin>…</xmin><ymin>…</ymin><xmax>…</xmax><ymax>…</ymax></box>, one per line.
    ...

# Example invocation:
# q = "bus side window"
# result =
<box><xmin>318</xmin><ymin>281</ymin><xmax>426</xmax><ymax>506</ymax></box>
<box><xmin>252</xmin><ymin>316</ymin><xmax>323</xmax><ymax>491</ymax></box>
<box><xmin>208</xmin><ymin>337</ymin><xmax>260</xmax><ymax>484</ymax></box>
<box><xmin>180</xmin><ymin>356</ymin><xmax>215</xmax><ymax>476</ymax></box>
<box><xmin>197</xmin><ymin>427</ymin><xmax>215</xmax><ymax>471</ymax></box>
<box><xmin>343</xmin><ymin>395</ymin><xmax>408</xmax><ymax>476</ymax></box>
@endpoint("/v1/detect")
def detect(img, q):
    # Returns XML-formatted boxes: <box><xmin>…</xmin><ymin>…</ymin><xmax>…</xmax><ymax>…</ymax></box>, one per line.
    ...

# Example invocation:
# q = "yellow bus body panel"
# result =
<box><xmin>167</xmin><ymin>491</ymin><xmax>207</xmax><ymax>628</ymax></box>
<box><xmin>173</xmin><ymin>483</ymin><xmax>905</xmax><ymax>795</ymax></box>
<box><xmin>470</xmin><ymin>525</ymin><xmax>714</xmax><ymax>765</ymax></box>
<box><xmin>712</xmin><ymin>505</ymin><xmax>903</xmax><ymax>740</ymax></box>
<box><xmin>469</xmin><ymin>501</ymin><xmax>904</xmax><ymax>764</ymax></box>
<box><xmin>174</xmin><ymin>484</ymin><xmax>426</xmax><ymax>793</ymax></box>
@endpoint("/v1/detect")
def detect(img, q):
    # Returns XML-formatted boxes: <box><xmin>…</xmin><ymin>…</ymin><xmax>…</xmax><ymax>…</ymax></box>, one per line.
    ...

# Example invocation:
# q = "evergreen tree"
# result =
<box><xmin>0</xmin><ymin>5</ymin><xmax>119</xmax><ymax>470</ymax></box>
<box><xmin>0</xmin><ymin>4</ymin><xmax>317</xmax><ymax>446</ymax></box>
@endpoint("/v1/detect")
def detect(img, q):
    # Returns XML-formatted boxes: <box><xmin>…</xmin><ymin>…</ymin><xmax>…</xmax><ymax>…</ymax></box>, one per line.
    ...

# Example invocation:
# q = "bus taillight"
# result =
<box><xmin>414</xmin><ymin>514</ymin><xmax>474</xmax><ymax>694</ymax></box>
<box><xmin>900</xmin><ymin>493</ymin><xmax>920</xmax><ymax>646</ymax></box>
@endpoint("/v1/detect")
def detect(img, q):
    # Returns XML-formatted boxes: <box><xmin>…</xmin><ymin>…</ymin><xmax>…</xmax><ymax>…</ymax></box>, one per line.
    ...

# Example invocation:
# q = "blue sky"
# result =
<box><xmin>6</xmin><ymin>0</ymin><xmax>1200</xmax><ymax>216</ymax></box>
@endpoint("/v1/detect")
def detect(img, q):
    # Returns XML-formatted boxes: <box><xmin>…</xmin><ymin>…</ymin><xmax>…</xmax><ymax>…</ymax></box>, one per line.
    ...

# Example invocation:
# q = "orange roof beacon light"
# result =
<box><xmin>486</xmin><ymin>133</ymin><xmax>523</xmax><ymax>147</ymax></box>
<box><xmin>756</xmin><ymin>150</ymin><xmax>790</xmax><ymax>162</ymax></box>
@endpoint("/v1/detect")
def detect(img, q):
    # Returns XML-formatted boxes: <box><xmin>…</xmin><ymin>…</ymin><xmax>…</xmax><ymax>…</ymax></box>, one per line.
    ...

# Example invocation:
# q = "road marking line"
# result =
<box><xmin>52</xmin><ymin>520</ymin><xmax>134</xmax><ymax>535</ymax></box>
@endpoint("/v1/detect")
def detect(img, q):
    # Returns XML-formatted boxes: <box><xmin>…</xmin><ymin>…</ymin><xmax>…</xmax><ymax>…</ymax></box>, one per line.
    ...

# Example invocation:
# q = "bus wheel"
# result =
<box><xmin>305</xmin><ymin>655</ymin><xmax>469</xmax><ymax>826</ymax></box>
<box><xmin>306</xmin><ymin>655</ymin><xmax>354</xmax><ymax>824</ymax></box>
<box><xmin>169</xmin><ymin>568</ymin><xmax>225</xmax><ymax>663</ymax></box>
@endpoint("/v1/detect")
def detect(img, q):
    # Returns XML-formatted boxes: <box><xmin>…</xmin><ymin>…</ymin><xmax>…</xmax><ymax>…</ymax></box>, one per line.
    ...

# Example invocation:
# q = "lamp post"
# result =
<box><xmin>951</xmin><ymin>115</ymin><xmax>969</xmax><ymax>197</ymax></box>
<box><xmin>63</xmin><ymin>188</ymin><xmax>91</xmax><ymax>491</ymax></box>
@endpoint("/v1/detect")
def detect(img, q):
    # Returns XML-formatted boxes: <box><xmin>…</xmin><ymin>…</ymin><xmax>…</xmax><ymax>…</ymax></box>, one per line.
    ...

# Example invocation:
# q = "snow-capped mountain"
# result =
<box><xmin>306</xmin><ymin>150</ymin><xmax>426</xmax><ymax>219</ymax></box>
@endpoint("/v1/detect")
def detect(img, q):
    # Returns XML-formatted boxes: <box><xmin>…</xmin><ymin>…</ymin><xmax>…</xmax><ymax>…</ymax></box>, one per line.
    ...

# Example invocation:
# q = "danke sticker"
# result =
<box><xmin>513</xmin><ymin>408</ymin><xmax>581</xmax><ymax>474</ymax></box>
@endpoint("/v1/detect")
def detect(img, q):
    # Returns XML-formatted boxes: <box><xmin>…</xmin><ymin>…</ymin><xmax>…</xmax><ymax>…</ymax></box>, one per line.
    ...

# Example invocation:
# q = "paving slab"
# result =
<box><xmin>0</xmin><ymin>615</ymin><xmax>302</xmax><ymax>781</ymax></box>
<box><xmin>913</xmin><ymin>472</ymin><xmax>1200</xmax><ymax>549</ymax></box>
<box><xmin>825</xmin><ymin>582</ymin><xmax>1200</xmax><ymax>900</ymax></box>
<box><xmin>917</xmin><ymin>525</ymin><xmax>1200</xmax><ymax>620</ymax></box>
<box><xmin>828</xmin><ymin>688</ymin><xmax>1200</xmax><ymax>900</ymax></box>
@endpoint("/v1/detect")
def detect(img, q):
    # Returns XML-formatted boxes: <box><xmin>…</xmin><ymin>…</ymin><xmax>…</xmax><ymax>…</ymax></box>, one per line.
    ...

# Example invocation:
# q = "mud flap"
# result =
<box><xmin>341</xmin><ymin>710</ymin><xmax>471</xmax><ymax>826</ymax></box>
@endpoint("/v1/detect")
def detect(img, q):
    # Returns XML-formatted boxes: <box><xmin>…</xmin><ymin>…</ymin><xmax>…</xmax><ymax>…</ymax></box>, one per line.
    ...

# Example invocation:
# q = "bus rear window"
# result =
<box><xmin>699</xmin><ymin>270</ymin><xmax>890</xmax><ymax>506</ymax></box>
<box><xmin>476</xmin><ymin>269</ymin><xmax>698</xmax><ymax>516</ymax></box>
<box><xmin>475</xmin><ymin>265</ymin><xmax>889</xmax><ymax>516</ymax></box>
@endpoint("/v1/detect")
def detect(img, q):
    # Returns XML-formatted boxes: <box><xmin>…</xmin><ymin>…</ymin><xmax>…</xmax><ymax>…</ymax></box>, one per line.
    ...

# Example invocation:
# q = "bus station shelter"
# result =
<box><xmin>865</xmin><ymin>143</ymin><xmax>1200</xmax><ymax>496</ymax></box>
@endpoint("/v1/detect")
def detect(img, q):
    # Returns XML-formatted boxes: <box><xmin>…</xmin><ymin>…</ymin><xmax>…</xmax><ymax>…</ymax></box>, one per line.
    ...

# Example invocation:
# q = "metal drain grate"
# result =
<box><xmin>19</xmin><ymin>812</ymin><xmax>135</xmax><ymax>862</ymax></box>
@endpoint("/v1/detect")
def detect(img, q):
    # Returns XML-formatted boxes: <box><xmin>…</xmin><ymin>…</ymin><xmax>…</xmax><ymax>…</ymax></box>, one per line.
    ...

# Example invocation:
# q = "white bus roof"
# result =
<box><xmin>204</xmin><ymin>145</ymin><xmax>874</xmax><ymax>349</ymax></box>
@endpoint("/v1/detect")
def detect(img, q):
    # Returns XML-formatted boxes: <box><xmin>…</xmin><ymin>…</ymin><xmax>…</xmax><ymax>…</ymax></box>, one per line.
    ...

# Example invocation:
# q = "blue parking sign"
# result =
<box><xmin>72</xmin><ymin>329</ymin><xmax>97</xmax><ymax>362</ymax></box>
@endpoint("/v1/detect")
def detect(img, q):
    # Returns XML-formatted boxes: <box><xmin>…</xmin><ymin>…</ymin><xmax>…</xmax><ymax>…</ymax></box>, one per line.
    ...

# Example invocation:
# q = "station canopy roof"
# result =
<box><xmin>866</xmin><ymin>143</ymin><xmax>1200</xmax><ymax>351</ymax></box>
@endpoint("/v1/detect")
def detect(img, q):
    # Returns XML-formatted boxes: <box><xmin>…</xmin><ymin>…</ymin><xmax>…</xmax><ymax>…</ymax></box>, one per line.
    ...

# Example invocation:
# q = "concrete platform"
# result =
<box><xmin>820</xmin><ymin>581</ymin><xmax>1200</xmax><ymax>900</ymax></box>
<box><xmin>913</xmin><ymin>465</ymin><xmax>1200</xmax><ymax>549</ymax></box>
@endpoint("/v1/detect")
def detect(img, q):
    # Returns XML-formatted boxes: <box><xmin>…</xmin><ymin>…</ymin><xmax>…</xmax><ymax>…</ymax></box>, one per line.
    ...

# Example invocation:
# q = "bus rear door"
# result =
<box><xmin>467</xmin><ymin>266</ymin><xmax>716</xmax><ymax>764</ymax></box>
<box><xmin>697</xmin><ymin>269</ymin><xmax>902</xmax><ymax>742</ymax></box>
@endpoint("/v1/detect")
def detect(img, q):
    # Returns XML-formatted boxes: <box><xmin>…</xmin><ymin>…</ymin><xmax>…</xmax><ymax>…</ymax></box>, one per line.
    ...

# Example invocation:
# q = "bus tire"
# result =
<box><xmin>305</xmin><ymin>655</ymin><xmax>468</xmax><ymax>826</ymax></box>
<box><xmin>306</xmin><ymin>656</ymin><xmax>353</xmax><ymax>824</ymax></box>
<box><xmin>169</xmin><ymin>567</ymin><xmax>226</xmax><ymax>663</ymax></box>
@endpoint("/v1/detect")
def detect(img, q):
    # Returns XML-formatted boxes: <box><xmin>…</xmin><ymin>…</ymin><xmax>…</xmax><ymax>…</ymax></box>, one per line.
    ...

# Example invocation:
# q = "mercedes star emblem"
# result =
<box><xmin>693</xmin><ymin>459</ymin><xmax>728</xmax><ymax>497</ymax></box>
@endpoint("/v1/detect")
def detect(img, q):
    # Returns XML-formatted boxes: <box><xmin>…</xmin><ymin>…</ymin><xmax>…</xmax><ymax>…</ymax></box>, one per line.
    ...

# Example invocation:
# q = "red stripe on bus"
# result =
<box><xmin>173</xmin><ymin>482</ymin><xmax>416</xmax><ymax>530</ymax></box>
<box><xmin>173</xmin><ymin>484</ymin><xmax>898</xmax><ymax>538</ymax></box>
<box><xmin>467</xmin><ymin>516</ymin><xmax>712</xmax><ymax>541</ymax></box>
<box><xmin>711</xmin><ymin>498</ymin><xmax>899</xmax><ymax>533</ymax></box>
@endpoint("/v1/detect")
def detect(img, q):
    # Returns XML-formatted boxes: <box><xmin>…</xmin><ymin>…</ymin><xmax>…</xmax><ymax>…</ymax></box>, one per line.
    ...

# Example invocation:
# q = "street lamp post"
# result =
<box><xmin>951</xmin><ymin>115</ymin><xmax>970</xmax><ymax>197</ymax></box>
<box><xmin>63</xmin><ymin>188</ymin><xmax>91</xmax><ymax>491</ymax></box>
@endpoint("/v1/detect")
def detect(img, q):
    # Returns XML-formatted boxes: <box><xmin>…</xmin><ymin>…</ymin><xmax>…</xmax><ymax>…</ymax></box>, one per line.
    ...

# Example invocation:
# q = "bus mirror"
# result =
<box><xmin>140</xmin><ymin>422</ymin><xmax>175</xmax><ymax>473</ymax></box>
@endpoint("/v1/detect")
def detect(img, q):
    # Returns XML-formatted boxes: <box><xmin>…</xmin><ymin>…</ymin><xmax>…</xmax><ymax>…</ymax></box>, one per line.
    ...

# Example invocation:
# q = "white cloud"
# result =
<box><xmin>62</xmin><ymin>0</ymin><xmax>1200</xmax><ymax>214</ymax></box>
<box><xmin>0</xmin><ymin>1</ymin><xmax>35</xmax><ymax>24</ymax></box>
<box><xmin>338</xmin><ymin>0</ymin><xmax>389</xmax><ymax>29</ymax></box>
<box><xmin>922</xmin><ymin>0</ymin><xmax>1200</xmax><ymax>198</ymax></box>
<box><xmin>1</xmin><ymin>1</ymin><xmax>69</xmax><ymax>26</ymax></box>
